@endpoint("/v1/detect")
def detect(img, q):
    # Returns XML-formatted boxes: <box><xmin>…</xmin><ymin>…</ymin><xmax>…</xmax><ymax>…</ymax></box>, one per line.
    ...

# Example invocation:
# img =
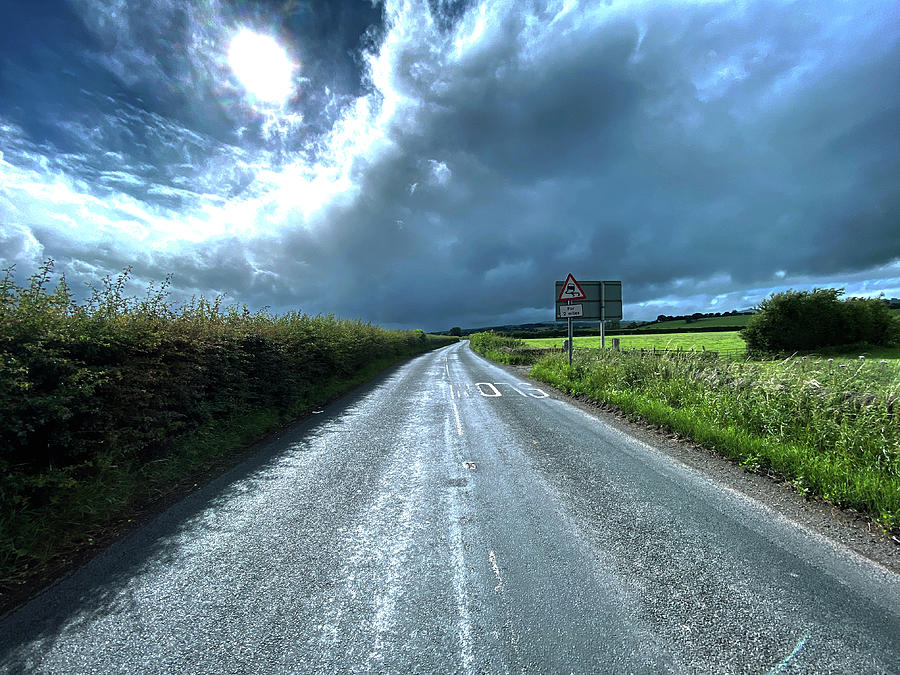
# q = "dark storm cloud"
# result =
<box><xmin>328</xmin><ymin>0</ymin><xmax>900</xmax><ymax>326</ymax></box>
<box><xmin>1</xmin><ymin>0</ymin><xmax>899</xmax><ymax>329</ymax></box>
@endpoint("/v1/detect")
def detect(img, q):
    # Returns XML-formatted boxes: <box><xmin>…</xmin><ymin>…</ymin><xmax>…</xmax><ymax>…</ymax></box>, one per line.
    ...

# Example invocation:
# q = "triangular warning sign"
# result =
<box><xmin>558</xmin><ymin>273</ymin><xmax>587</xmax><ymax>301</ymax></box>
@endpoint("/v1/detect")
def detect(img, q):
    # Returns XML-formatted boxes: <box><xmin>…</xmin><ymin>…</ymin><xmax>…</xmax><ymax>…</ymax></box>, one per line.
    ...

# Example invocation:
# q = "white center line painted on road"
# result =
<box><xmin>488</xmin><ymin>549</ymin><xmax>503</xmax><ymax>592</ymax></box>
<box><xmin>452</xmin><ymin>399</ymin><xmax>464</xmax><ymax>436</ymax></box>
<box><xmin>448</xmin><ymin>488</ymin><xmax>474</xmax><ymax>673</ymax></box>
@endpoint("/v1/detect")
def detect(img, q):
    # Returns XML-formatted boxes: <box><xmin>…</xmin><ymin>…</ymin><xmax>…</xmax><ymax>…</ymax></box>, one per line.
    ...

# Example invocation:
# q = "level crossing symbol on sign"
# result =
<box><xmin>557</xmin><ymin>273</ymin><xmax>587</xmax><ymax>302</ymax></box>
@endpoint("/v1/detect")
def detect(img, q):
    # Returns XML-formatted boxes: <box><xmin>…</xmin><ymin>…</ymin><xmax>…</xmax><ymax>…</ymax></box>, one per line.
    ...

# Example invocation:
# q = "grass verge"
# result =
<box><xmin>523</xmin><ymin>349</ymin><xmax>899</xmax><ymax>531</ymax></box>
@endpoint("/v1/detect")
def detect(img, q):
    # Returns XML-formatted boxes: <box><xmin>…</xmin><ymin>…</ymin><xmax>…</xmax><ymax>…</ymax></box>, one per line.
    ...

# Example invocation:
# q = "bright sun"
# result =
<box><xmin>227</xmin><ymin>29</ymin><xmax>296</xmax><ymax>107</ymax></box>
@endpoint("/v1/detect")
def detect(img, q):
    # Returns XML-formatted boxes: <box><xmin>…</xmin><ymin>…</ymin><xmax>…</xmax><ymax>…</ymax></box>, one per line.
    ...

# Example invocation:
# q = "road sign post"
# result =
<box><xmin>557</xmin><ymin>274</ymin><xmax>587</xmax><ymax>366</ymax></box>
<box><xmin>554</xmin><ymin>278</ymin><xmax>622</xmax><ymax>357</ymax></box>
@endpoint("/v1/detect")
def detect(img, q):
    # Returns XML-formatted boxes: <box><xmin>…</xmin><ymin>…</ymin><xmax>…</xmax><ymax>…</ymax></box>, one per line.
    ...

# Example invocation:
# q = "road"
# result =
<box><xmin>1</xmin><ymin>341</ymin><xmax>898</xmax><ymax>673</ymax></box>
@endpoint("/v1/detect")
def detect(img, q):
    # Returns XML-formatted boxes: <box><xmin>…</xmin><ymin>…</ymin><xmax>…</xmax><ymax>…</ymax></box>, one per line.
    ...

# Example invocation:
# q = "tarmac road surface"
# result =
<box><xmin>1</xmin><ymin>341</ymin><xmax>898</xmax><ymax>673</ymax></box>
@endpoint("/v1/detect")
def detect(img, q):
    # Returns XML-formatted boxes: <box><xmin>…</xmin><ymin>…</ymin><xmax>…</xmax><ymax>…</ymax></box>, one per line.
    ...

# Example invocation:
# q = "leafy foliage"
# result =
<box><xmin>741</xmin><ymin>288</ymin><xmax>900</xmax><ymax>352</ymax></box>
<box><xmin>468</xmin><ymin>331</ymin><xmax>530</xmax><ymax>364</ymax></box>
<box><xmin>0</xmin><ymin>261</ymin><xmax>456</xmax><ymax>582</ymax></box>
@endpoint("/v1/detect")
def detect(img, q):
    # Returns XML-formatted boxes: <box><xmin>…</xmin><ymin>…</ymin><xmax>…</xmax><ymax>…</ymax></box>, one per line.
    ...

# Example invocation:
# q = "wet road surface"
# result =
<box><xmin>1</xmin><ymin>342</ymin><xmax>898</xmax><ymax>672</ymax></box>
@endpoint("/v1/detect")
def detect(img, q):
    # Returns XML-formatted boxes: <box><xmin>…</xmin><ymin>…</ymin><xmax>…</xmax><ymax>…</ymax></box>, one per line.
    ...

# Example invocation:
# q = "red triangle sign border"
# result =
<box><xmin>558</xmin><ymin>273</ymin><xmax>587</xmax><ymax>302</ymax></box>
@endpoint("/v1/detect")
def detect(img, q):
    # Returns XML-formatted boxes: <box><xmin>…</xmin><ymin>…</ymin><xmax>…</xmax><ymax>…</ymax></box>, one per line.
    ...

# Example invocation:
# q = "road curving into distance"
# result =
<box><xmin>1</xmin><ymin>341</ymin><xmax>898</xmax><ymax>672</ymax></box>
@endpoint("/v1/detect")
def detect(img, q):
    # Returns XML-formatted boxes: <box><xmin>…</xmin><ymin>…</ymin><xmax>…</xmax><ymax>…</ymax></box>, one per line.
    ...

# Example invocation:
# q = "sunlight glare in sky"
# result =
<box><xmin>227</xmin><ymin>29</ymin><xmax>296</xmax><ymax>107</ymax></box>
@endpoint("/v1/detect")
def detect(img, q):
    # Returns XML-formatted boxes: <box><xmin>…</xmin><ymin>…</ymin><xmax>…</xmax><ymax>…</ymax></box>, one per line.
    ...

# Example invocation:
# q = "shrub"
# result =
<box><xmin>742</xmin><ymin>288</ymin><xmax>899</xmax><ymax>352</ymax></box>
<box><xmin>468</xmin><ymin>331</ymin><xmax>530</xmax><ymax>364</ymax></box>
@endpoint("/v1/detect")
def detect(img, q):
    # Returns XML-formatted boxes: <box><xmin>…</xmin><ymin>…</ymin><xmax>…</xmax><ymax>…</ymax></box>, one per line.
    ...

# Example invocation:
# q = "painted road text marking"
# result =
<box><xmin>473</xmin><ymin>382</ymin><xmax>549</xmax><ymax>399</ymax></box>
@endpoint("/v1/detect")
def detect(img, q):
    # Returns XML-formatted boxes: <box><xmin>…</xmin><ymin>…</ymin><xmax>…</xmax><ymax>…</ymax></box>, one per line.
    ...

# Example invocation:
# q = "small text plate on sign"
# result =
<box><xmin>559</xmin><ymin>304</ymin><xmax>584</xmax><ymax>318</ymax></box>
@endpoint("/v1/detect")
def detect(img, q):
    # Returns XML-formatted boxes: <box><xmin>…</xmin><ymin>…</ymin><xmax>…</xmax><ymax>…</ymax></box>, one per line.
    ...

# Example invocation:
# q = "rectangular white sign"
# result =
<box><xmin>559</xmin><ymin>304</ymin><xmax>584</xmax><ymax>318</ymax></box>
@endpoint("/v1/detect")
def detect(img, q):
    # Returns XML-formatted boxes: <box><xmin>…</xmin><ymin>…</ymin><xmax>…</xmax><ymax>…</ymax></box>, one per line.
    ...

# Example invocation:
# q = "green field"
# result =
<box><xmin>632</xmin><ymin>314</ymin><xmax>754</xmax><ymax>331</ymax></box>
<box><xmin>525</xmin><ymin>331</ymin><xmax>900</xmax><ymax>362</ymax></box>
<box><xmin>525</xmin><ymin>331</ymin><xmax>746</xmax><ymax>353</ymax></box>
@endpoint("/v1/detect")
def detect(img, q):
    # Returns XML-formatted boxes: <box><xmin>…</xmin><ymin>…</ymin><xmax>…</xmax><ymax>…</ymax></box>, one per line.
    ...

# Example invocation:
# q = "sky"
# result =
<box><xmin>1</xmin><ymin>0</ymin><xmax>898</xmax><ymax>330</ymax></box>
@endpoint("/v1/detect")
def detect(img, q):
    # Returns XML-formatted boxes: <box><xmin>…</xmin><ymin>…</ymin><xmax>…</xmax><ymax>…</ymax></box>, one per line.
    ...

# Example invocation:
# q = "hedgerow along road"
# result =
<box><xmin>1</xmin><ymin>341</ymin><xmax>897</xmax><ymax>672</ymax></box>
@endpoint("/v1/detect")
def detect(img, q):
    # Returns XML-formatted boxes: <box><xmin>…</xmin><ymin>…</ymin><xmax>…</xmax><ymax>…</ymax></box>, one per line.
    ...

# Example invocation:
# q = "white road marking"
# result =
<box><xmin>518</xmin><ymin>382</ymin><xmax>549</xmax><ymax>398</ymax></box>
<box><xmin>448</xmin><ymin>488</ymin><xmax>474</xmax><ymax>673</ymax></box>
<box><xmin>475</xmin><ymin>382</ymin><xmax>502</xmax><ymax>397</ymax></box>
<box><xmin>498</xmin><ymin>382</ymin><xmax>528</xmax><ymax>397</ymax></box>
<box><xmin>473</xmin><ymin>382</ymin><xmax>549</xmax><ymax>399</ymax></box>
<box><xmin>488</xmin><ymin>549</ymin><xmax>503</xmax><ymax>592</ymax></box>
<box><xmin>452</xmin><ymin>399</ymin><xmax>464</xmax><ymax>436</ymax></box>
<box><xmin>767</xmin><ymin>629</ymin><xmax>811</xmax><ymax>674</ymax></box>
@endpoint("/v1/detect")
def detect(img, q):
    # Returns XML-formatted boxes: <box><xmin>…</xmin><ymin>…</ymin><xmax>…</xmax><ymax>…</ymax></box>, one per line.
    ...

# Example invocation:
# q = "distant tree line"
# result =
<box><xmin>655</xmin><ymin>310</ymin><xmax>753</xmax><ymax>324</ymax></box>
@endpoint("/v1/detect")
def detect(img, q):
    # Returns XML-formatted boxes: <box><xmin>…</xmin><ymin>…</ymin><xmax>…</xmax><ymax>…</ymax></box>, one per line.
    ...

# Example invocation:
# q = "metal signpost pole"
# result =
<box><xmin>567</xmin><ymin>301</ymin><xmax>573</xmax><ymax>366</ymax></box>
<box><xmin>600</xmin><ymin>281</ymin><xmax>605</xmax><ymax>349</ymax></box>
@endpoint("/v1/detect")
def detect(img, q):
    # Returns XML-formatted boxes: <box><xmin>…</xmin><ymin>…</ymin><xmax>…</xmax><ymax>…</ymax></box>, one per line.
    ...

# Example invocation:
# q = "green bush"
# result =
<box><xmin>742</xmin><ymin>288</ymin><xmax>899</xmax><ymax>352</ymax></box>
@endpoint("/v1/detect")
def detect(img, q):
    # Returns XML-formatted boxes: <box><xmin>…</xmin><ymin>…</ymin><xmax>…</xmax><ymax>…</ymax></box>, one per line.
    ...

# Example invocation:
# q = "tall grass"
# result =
<box><xmin>529</xmin><ymin>349</ymin><xmax>899</xmax><ymax>529</ymax></box>
<box><xmin>468</xmin><ymin>331</ymin><xmax>531</xmax><ymax>364</ymax></box>
<box><xmin>0</xmin><ymin>261</ymin><xmax>456</xmax><ymax>587</ymax></box>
